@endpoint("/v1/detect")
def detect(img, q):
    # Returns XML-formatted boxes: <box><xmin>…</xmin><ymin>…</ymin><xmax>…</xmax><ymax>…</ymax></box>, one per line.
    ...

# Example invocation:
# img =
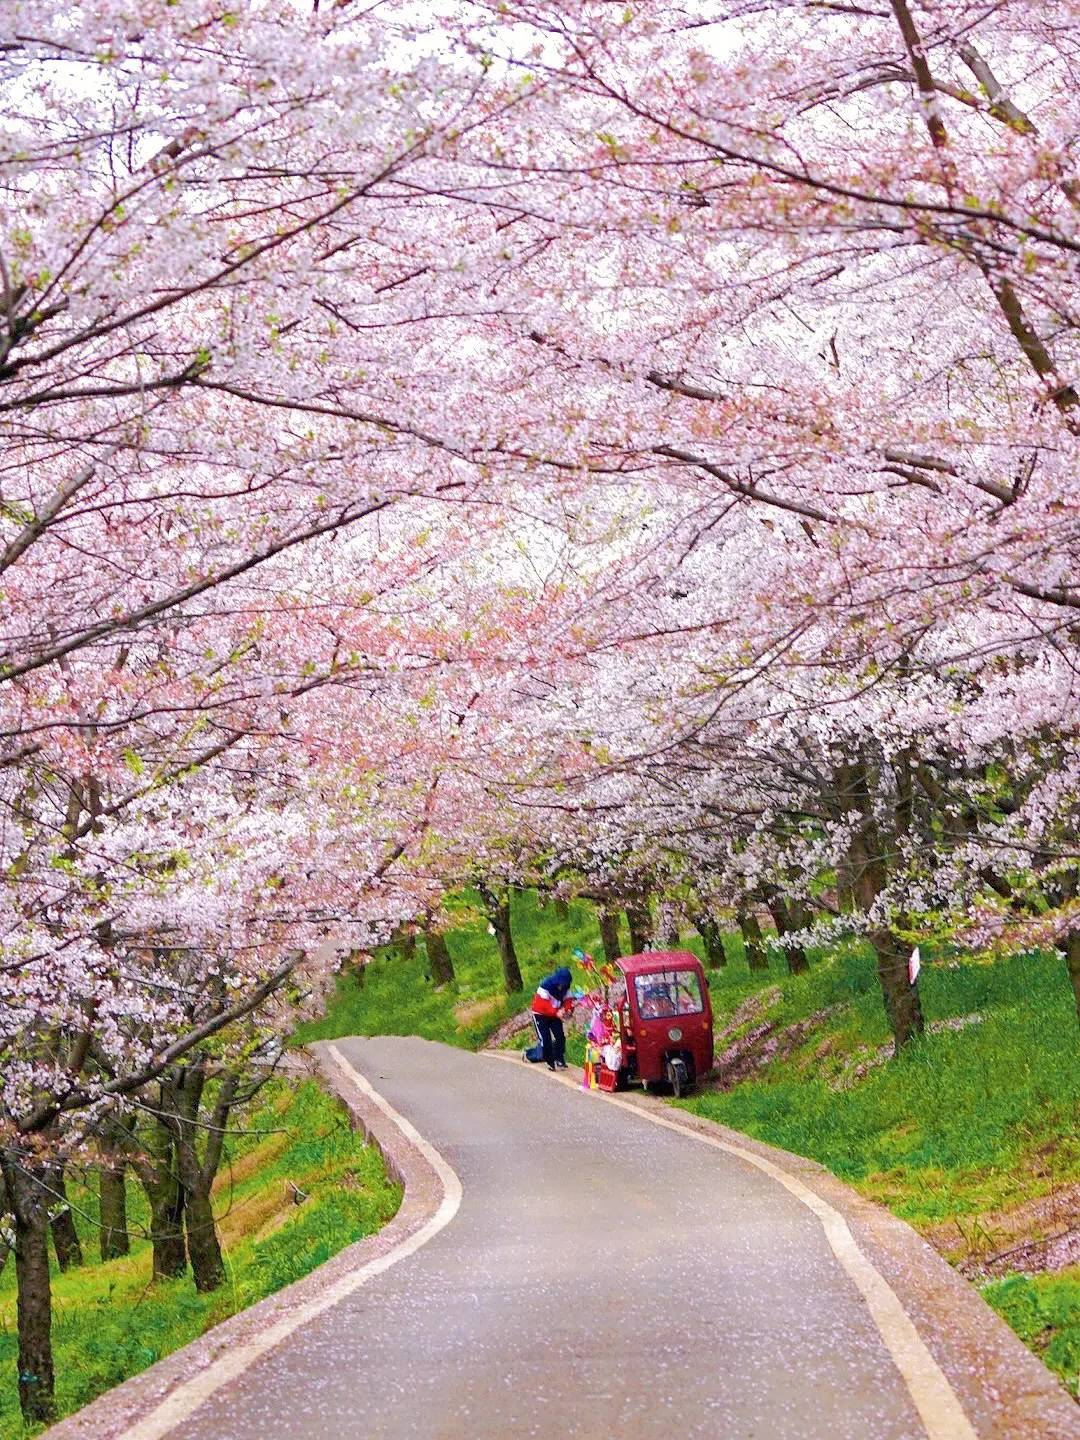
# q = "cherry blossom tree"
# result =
<box><xmin>420</xmin><ymin>0</ymin><xmax>1080</xmax><ymax>1033</ymax></box>
<box><xmin>2</xmin><ymin>0</ymin><xmax>1078</xmax><ymax>1422</ymax></box>
<box><xmin>0</xmin><ymin>4</ymin><xmax>528</xmax><ymax>1416</ymax></box>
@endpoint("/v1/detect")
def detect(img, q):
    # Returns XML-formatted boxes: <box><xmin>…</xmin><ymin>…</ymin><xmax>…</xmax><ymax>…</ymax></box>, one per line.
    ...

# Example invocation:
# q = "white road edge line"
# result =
<box><xmin>117</xmin><ymin>1044</ymin><xmax>463</xmax><ymax>1440</ymax></box>
<box><xmin>487</xmin><ymin>1051</ymin><xmax>977</xmax><ymax>1440</ymax></box>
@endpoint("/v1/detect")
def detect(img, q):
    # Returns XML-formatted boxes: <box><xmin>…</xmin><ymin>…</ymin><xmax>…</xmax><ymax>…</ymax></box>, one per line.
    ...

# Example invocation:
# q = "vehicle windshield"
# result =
<box><xmin>634</xmin><ymin>970</ymin><xmax>704</xmax><ymax>1018</ymax></box>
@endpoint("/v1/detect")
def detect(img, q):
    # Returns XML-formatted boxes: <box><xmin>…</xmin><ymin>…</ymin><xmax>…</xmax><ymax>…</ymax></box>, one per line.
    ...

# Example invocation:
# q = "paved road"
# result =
<box><xmin>160</xmin><ymin>1034</ymin><xmax>999</xmax><ymax>1440</ymax></box>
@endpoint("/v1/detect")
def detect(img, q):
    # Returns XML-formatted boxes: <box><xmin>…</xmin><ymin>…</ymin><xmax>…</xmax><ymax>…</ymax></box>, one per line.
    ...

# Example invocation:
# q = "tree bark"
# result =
<box><xmin>99</xmin><ymin>1159</ymin><xmax>129</xmax><ymax>1261</ymax></box>
<box><xmin>765</xmin><ymin>897</ymin><xmax>810</xmax><ymax>976</ymax></box>
<box><xmin>840</xmin><ymin>757</ymin><xmax>925</xmax><ymax>1054</ymax></box>
<box><xmin>166</xmin><ymin>1064</ymin><xmax>236</xmax><ymax>1294</ymax></box>
<box><xmin>694</xmin><ymin>913</ymin><xmax>728</xmax><ymax>967</ymax></box>
<box><xmin>48</xmin><ymin>1167</ymin><xmax>83</xmax><ymax>1271</ymax></box>
<box><xmin>478</xmin><ymin>884</ymin><xmax>523</xmax><ymax>993</ymax></box>
<box><xmin>147</xmin><ymin>1170</ymin><xmax>187</xmax><ymax>1280</ymax></box>
<box><xmin>625</xmin><ymin>899</ymin><xmax>653</xmax><ymax>955</ymax></box>
<box><xmin>598</xmin><ymin>907</ymin><xmax>622</xmax><ymax>965</ymax></box>
<box><xmin>425</xmin><ymin>926</ymin><xmax>455</xmax><ymax>986</ymax></box>
<box><xmin>873</xmin><ymin>932</ymin><xmax>925</xmax><ymax>1056</ymax></box>
<box><xmin>347</xmin><ymin>951</ymin><xmax>367</xmax><ymax>989</ymax></box>
<box><xmin>393</xmin><ymin>925</ymin><xmax>416</xmax><ymax>963</ymax></box>
<box><xmin>3</xmin><ymin>1153</ymin><xmax>56</xmax><ymax>1425</ymax></box>
<box><xmin>738</xmin><ymin>910</ymin><xmax>770</xmax><ymax>971</ymax></box>
<box><xmin>183</xmin><ymin>1190</ymin><xmax>226</xmax><ymax>1294</ymax></box>
<box><xmin>138</xmin><ymin>1116</ymin><xmax>187</xmax><ymax>1280</ymax></box>
<box><xmin>1065</xmin><ymin>930</ymin><xmax>1080</xmax><ymax>1029</ymax></box>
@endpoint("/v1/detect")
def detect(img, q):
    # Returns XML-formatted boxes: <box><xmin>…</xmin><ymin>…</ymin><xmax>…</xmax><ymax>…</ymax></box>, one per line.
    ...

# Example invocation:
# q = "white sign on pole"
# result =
<box><xmin>908</xmin><ymin>945</ymin><xmax>921</xmax><ymax>985</ymax></box>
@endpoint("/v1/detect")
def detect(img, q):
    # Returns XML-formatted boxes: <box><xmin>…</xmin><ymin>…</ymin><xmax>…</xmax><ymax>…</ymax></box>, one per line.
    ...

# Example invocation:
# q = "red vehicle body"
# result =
<box><xmin>613</xmin><ymin>950</ymin><xmax>714</xmax><ymax>1097</ymax></box>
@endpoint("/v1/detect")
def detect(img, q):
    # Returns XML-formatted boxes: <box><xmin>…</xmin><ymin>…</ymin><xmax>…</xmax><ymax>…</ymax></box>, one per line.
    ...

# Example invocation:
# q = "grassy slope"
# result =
<box><xmin>0</xmin><ymin>1080</ymin><xmax>401</xmax><ymax>1439</ymax></box>
<box><xmin>299</xmin><ymin>889</ymin><xmax>1080</xmax><ymax>1395</ymax></box>
<box><xmin>295</xmin><ymin>890</ymin><xmax>618</xmax><ymax>1049</ymax></box>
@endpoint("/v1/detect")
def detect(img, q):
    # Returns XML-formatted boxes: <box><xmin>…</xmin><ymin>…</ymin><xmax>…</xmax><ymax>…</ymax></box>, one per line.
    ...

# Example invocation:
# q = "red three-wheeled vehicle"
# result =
<box><xmin>610</xmin><ymin>950</ymin><xmax>714</xmax><ymax>1097</ymax></box>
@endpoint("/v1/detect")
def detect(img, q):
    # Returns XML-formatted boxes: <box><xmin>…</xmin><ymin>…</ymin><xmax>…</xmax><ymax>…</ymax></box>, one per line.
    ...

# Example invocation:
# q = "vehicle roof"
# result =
<box><xmin>614</xmin><ymin>950</ymin><xmax>703</xmax><ymax>977</ymax></box>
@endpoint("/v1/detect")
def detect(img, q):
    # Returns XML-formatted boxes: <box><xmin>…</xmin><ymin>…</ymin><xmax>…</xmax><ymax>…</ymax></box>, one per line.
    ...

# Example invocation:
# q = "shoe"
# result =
<box><xmin>555</xmin><ymin>1061</ymin><xmax>568</xmax><ymax>1069</ymax></box>
<box><xmin>547</xmin><ymin>1063</ymin><xmax>556</xmax><ymax>1071</ymax></box>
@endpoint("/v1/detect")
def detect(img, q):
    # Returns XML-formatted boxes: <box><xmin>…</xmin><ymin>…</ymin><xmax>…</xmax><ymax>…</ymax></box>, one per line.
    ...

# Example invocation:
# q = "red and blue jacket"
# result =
<box><xmin>530</xmin><ymin>966</ymin><xmax>573</xmax><ymax>1017</ymax></box>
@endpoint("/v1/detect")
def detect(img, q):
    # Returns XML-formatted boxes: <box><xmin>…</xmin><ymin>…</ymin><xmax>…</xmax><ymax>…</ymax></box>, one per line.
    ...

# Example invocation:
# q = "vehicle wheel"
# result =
<box><xmin>666</xmin><ymin>1058</ymin><xmax>688</xmax><ymax>1098</ymax></box>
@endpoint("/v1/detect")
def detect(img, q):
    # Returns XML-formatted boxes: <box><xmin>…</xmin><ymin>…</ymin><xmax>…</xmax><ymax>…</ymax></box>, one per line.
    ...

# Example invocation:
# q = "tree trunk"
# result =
<box><xmin>139</xmin><ymin>1118</ymin><xmax>187</xmax><ymax>1281</ymax></box>
<box><xmin>99</xmin><ymin>1161</ymin><xmax>129</xmax><ymax>1261</ymax></box>
<box><xmin>1065</xmin><ymin>929</ymin><xmax>1080</xmax><ymax>1028</ymax></box>
<box><xmin>425</xmin><ymin>927</ymin><xmax>455</xmax><ymax>987</ymax></box>
<box><xmin>839</xmin><ymin>757</ymin><xmax>925</xmax><ymax>1054</ymax></box>
<box><xmin>495</xmin><ymin>902</ymin><xmax>523</xmax><ymax>994</ymax></box>
<box><xmin>393</xmin><ymin>925</ymin><xmax>416</xmax><ymax>963</ymax></box>
<box><xmin>694</xmin><ymin>913</ymin><xmax>728</xmax><ymax>967</ymax></box>
<box><xmin>738</xmin><ymin>910</ymin><xmax>769</xmax><ymax>971</ymax></box>
<box><xmin>625</xmin><ymin>900</ymin><xmax>653</xmax><ymax>955</ymax></box>
<box><xmin>166</xmin><ymin>1065</ymin><xmax>235</xmax><ymax>1295</ymax></box>
<box><xmin>765</xmin><ymin>897</ymin><xmax>810</xmax><ymax>976</ymax></box>
<box><xmin>874</xmin><ymin>932</ymin><xmax>925</xmax><ymax>1056</ymax></box>
<box><xmin>348</xmin><ymin>951</ymin><xmax>367</xmax><ymax>989</ymax></box>
<box><xmin>598</xmin><ymin>907</ymin><xmax>622</xmax><ymax>965</ymax></box>
<box><xmin>184</xmin><ymin>1189</ymin><xmax>226</xmax><ymax>1293</ymax></box>
<box><xmin>150</xmin><ymin>1183</ymin><xmax>187</xmax><ymax>1280</ymax></box>
<box><xmin>835</xmin><ymin>857</ymin><xmax>857</xmax><ymax>913</ymax></box>
<box><xmin>479</xmin><ymin>885</ymin><xmax>523</xmax><ymax>993</ymax></box>
<box><xmin>48</xmin><ymin>1168</ymin><xmax>83</xmax><ymax>1271</ymax></box>
<box><xmin>3</xmin><ymin>1154</ymin><xmax>56</xmax><ymax>1425</ymax></box>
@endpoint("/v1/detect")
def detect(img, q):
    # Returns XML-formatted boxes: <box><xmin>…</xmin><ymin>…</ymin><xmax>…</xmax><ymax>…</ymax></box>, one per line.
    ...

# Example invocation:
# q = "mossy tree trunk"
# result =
<box><xmin>393</xmin><ymin>924</ymin><xmax>416</xmax><ymax>963</ymax></box>
<box><xmin>872</xmin><ymin>931</ymin><xmax>925</xmax><ymax>1057</ymax></box>
<box><xmin>598</xmin><ymin>907</ymin><xmax>622</xmax><ymax>965</ymax></box>
<box><xmin>738</xmin><ymin>910</ymin><xmax>769</xmax><ymax>971</ymax></box>
<box><xmin>137</xmin><ymin>1111</ymin><xmax>187</xmax><ymax>1280</ymax></box>
<box><xmin>764</xmin><ymin>896</ymin><xmax>810</xmax><ymax>976</ymax></box>
<box><xmin>164</xmin><ymin>1064</ymin><xmax>238</xmax><ymax>1293</ymax></box>
<box><xmin>150</xmin><ymin>1187</ymin><xmax>187</xmax><ymax>1279</ymax></box>
<box><xmin>478</xmin><ymin>883</ymin><xmax>523</xmax><ymax>994</ymax></box>
<box><xmin>625</xmin><ymin>898</ymin><xmax>653</xmax><ymax>955</ymax></box>
<box><xmin>694</xmin><ymin>912</ymin><xmax>728</xmax><ymax>967</ymax></box>
<box><xmin>425</xmin><ymin>926</ymin><xmax>455</xmax><ymax>986</ymax></box>
<box><xmin>1055</xmin><ymin>876</ymin><xmax>1080</xmax><ymax>1030</ymax></box>
<box><xmin>183</xmin><ymin>1189</ymin><xmax>225</xmax><ymax>1293</ymax></box>
<box><xmin>839</xmin><ymin>756</ymin><xmax>925</xmax><ymax>1054</ymax></box>
<box><xmin>2</xmin><ymin>1151</ymin><xmax>56</xmax><ymax>1426</ymax></box>
<box><xmin>1064</xmin><ymin>929</ymin><xmax>1080</xmax><ymax>1029</ymax></box>
<box><xmin>99</xmin><ymin>1158</ymin><xmax>129</xmax><ymax>1261</ymax></box>
<box><xmin>48</xmin><ymin>1166</ymin><xmax>82</xmax><ymax>1271</ymax></box>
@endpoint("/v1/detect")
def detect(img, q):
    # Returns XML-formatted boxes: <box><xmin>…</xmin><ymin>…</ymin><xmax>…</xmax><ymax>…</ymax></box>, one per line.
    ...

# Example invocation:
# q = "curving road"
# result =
<box><xmin>100</xmin><ymin>1036</ymin><xmax>1079</xmax><ymax>1440</ymax></box>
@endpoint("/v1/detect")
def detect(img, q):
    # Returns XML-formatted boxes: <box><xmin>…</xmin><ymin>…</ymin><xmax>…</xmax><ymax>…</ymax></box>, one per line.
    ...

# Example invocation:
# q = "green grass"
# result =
<box><xmin>302</xmin><ymin>892</ymin><xmax>1080</xmax><ymax>1227</ymax></box>
<box><xmin>681</xmin><ymin>947</ymin><xmax>1080</xmax><ymax>1226</ymax></box>
<box><xmin>0</xmin><ymin>1080</ymin><xmax>401</xmax><ymax>1439</ymax></box>
<box><xmin>982</xmin><ymin>1271</ymin><xmax>1080</xmax><ymax>1398</ymax></box>
<box><xmin>295</xmin><ymin>889</ymin><xmax>617</xmax><ymax>1050</ymax></box>
<box><xmin>299</xmin><ymin>889</ymin><xmax>1080</xmax><ymax>1394</ymax></box>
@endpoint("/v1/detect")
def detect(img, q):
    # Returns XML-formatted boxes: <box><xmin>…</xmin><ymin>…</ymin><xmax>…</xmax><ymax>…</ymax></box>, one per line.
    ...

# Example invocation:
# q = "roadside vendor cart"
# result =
<box><xmin>597</xmin><ymin>950</ymin><xmax>714</xmax><ymax>1097</ymax></box>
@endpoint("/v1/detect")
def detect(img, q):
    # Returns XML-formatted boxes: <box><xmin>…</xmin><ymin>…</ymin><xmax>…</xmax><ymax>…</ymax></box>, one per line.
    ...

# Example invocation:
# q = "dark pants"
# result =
<box><xmin>532</xmin><ymin>1014</ymin><xmax>565</xmax><ymax>1067</ymax></box>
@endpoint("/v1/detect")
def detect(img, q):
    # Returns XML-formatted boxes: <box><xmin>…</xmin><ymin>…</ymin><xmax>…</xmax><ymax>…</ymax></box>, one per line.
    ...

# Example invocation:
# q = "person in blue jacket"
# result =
<box><xmin>529</xmin><ymin>965</ymin><xmax>574</xmax><ymax>1070</ymax></box>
